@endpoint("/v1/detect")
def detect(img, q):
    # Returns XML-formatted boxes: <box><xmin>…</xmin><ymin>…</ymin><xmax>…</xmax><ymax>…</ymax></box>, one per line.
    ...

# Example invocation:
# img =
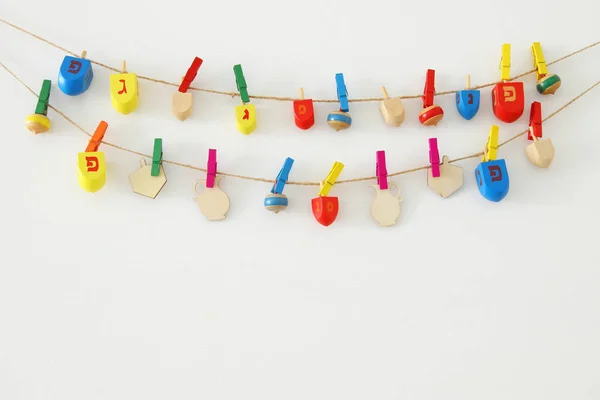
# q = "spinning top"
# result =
<box><xmin>327</xmin><ymin>73</ymin><xmax>352</xmax><ymax>131</ymax></box>
<box><xmin>25</xmin><ymin>79</ymin><xmax>52</xmax><ymax>134</ymax></box>
<box><xmin>532</xmin><ymin>42</ymin><xmax>561</xmax><ymax>95</ymax></box>
<box><xmin>264</xmin><ymin>157</ymin><xmax>294</xmax><ymax>213</ymax></box>
<box><xmin>419</xmin><ymin>69</ymin><xmax>444</xmax><ymax>126</ymax></box>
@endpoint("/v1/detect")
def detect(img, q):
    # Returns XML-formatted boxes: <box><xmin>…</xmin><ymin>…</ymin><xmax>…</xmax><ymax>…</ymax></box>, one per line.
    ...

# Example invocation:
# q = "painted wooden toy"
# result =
<box><xmin>129</xmin><ymin>138</ymin><xmax>167</xmax><ymax>199</ymax></box>
<box><xmin>293</xmin><ymin>88</ymin><xmax>314</xmax><ymax>130</ymax></box>
<box><xmin>312</xmin><ymin>161</ymin><xmax>344</xmax><ymax>226</ymax></box>
<box><xmin>475</xmin><ymin>125</ymin><xmax>510</xmax><ymax>202</ymax></box>
<box><xmin>193</xmin><ymin>149</ymin><xmax>230</xmax><ymax>220</ymax></box>
<box><xmin>77</xmin><ymin>121</ymin><xmax>108</xmax><ymax>193</ymax></box>
<box><xmin>110</xmin><ymin>60</ymin><xmax>138</xmax><ymax>114</ymax></box>
<box><xmin>370</xmin><ymin>151</ymin><xmax>402</xmax><ymax>227</ymax></box>
<box><xmin>379</xmin><ymin>86</ymin><xmax>405</xmax><ymax>127</ymax></box>
<box><xmin>427</xmin><ymin>138</ymin><xmax>464</xmax><ymax>198</ymax></box>
<box><xmin>58</xmin><ymin>51</ymin><xmax>93</xmax><ymax>96</ymax></box>
<box><xmin>264</xmin><ymin>157</ymin><xmax>294</xmax><ymax>213</ymax></box>
<box><xmin>526</xmin><ymin>101</ymin><xmax>555</xmax><ymax>168</ymax></box>
<box><xmin>532</xmin><ymin>42</ymin><xmax>561</xmax><ymax>95</ymax></box>
<box><xmin>327</xmin><ymin>73</ymin><xmax>352</xmax><ymax>131</ymax></box>
<box><xmin>491</xmin><ymin>44</ymin><xmax>524</xmax><ymax>123</ymax></box>
<box><xmin>25</xmin><ymin>79</ymin><xmax>51</xmax><ymax>134</ymax></box>
<box><xmin>172</xmin><ymin>57</ymin><xmax>203</xmax><ymax>121</ymax></box>
<box><xmin>455</xmin><ymin>74</ymin><xmax>480</xmax><ymax>120</ymax></box>
<box><xmin>233</xmin><ymin>64</ymin><xmax>256</xmax><ymax>135</ymax></box>
<box><xmin>419</xmin><ymin>69</ymin><xmax>444</xmax><ymax>126</ymax></box>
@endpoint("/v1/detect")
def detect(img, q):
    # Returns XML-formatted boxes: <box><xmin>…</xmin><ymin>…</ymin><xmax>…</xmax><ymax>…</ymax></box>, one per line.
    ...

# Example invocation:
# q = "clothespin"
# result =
<box><xmin>528</xmin><ymin>101</ymin><xmax>542</xmax><ymax>140</ymax></box>
<box><xmin>179</xmin><ymin>57</ymin><xmax>203</xmax><ymax>93</ymax></box>
<box><xmin>483</xmin><ymin>125</ymin><xmax>499</xmax><ymax>162</ymax></box>
<box><xmin>500</xmin><ymin>44</ymin><xmax>511</xmax><ymax>81</ymax></box>
<box><xmin>206</xmin><ymin>148</ymin><xmax>217</xmax><ymax>188</ymax></box>
<box><xmin>25</xmin><ymin>79</ymin><xmax>52</xmax><ymax>134</ymax></box>
<box><xmin>78</xmin><ymin>121</ymin><xmax>109</xmax><ymax>193</ymax></box>
<box><xmin>85</xmin><ymin>121</ymin><xmax>108</xmax><ymax>152</ymax></box>
<box><xmin>318</xmin><ymin>161</ymin><xmax>344</xmax><ymax>197</ymax></box>
<box><xmin>234</xmin><ymin>64</ymin><xmax>249</xmax><ymax>103</ymax></box>
<box><xmin>376</xmin><ymin>151</ymin><xmax>388</xmax><ymax>190</ymax></box>
<box><xmin>151</xmin><ymin>138</ymin><xmax>163</xmax><ymax>176</ymax></box>
<box><xmin>532</xmin><ymin>42</ymin><xmax>562</xmax><ymax>95</ymax></box>
<box><xmin>271</xmin><ymin>157</ymin><xmax>294</xmax><ymax>194</ymax></box>
<box><xmin>335</xmin><ymin>73</ymin><xmax>349</xmax><ymax>112</ymax></box>
<box><xmin>35</xmin><ymin>79</ymin><xmax>51</xmax><ymax>116</ymax></box>
<box><xmin>423</xmin><ymin>69</ymin><xmax>436</xmax><ymax>108</ymax></box>
<box><xmin>531</xmin><ymin>42</ymin><xmax>548</xmax><ymax>81</ymax></box>
<box><xmin>428</xmin><ymin>138</ymin><xmax>441</xmax><ymax>178</ymax></box>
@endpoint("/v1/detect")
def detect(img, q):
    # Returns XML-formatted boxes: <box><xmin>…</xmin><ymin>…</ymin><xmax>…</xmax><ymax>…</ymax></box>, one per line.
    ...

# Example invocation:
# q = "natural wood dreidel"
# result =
<box><xmin>172</xmin><ymin>57</ymin><xmax>203</xmax><ymax>121</ymax></box>
<box><xmin>379</xmin><ymin>86</ymin><xmax>405</xmax><ymax>127</ymax></box>
<box><xmin>525</xmin><ymin>101</ymin><xmax>555</xmax><ymax>168</ymax></box>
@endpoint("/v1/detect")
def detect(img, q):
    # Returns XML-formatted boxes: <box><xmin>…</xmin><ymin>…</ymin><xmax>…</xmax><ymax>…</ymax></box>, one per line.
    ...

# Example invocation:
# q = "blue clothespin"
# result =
<box><xmin>335</xmin><ymin>73</ymin><xmax>349</xmax><ymax>112</ymax></box>
<box><xmin>271</xmin><ymin>157</ymin><xmax>294</xmax><ymax>194</ymax></box>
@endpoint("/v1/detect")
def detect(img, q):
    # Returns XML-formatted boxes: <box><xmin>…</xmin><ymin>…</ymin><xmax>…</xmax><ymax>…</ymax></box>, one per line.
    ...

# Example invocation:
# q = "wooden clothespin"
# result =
<box><xmin>77</xmin><ymin>121</ymin><xmax>108</xmax><ymax>193</ymax></box>
<box><xmin>25</xmin><ymin>79</ymin><xmax>52</xmax><ymax>134</ymax></box>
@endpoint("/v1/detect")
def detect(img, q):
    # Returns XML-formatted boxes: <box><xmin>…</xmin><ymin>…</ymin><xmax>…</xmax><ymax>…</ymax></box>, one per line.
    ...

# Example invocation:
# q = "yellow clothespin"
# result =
<box><xmin>482</xmin><ymin>125</ymin><xmax>499</xmax><ymax>162</ymax></box>
<box><xmin>532</xmin><ymin>42</ymin><xmax>562</xmax><ymax>95</ymax></box>
<box><xmin>318</xmin><ymin>161</ymin><xmax>344</xmax><ymax>196</ymax></box>
<box><xmin>531</xmin><ymin>42</ymin><xmax>548</xmax><ymax>81</ymax></box>
<box><xmin>499</xmin><ymin>44</ymin><xmax>511</xmax><ymax>81</ymax></box>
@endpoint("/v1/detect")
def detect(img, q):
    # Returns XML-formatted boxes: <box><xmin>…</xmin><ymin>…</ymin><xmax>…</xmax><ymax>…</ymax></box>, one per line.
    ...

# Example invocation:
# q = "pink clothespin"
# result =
<box><xmin>376</xmin><ymin>150</ymin><xmax>388</xmax><ymax>190</ymax></box>
<box><xmin>428</xmin><ymin>138</ymin><xmax>440</xmax><ymax>177</ymax></box>
<box><xmin>206</xmin><ymin>148</ymin><xmax>217</xmax><ymax>188</ymax></box>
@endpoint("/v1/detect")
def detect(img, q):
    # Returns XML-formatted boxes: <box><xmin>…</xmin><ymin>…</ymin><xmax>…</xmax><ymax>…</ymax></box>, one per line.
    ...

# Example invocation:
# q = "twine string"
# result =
<box><xmin>1</xmin><ymin>17</ymin><xmax>599</xmax><ymax>103</ymax></box>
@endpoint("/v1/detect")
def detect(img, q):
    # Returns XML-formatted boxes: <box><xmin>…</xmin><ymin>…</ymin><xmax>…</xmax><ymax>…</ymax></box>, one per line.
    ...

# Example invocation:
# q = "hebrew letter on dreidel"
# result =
<box><xmin>243</xmin><ymin>109</ymin><xmax>249</xmax><ymax>120</ymax></box>
<box><xmin>118</xmin><ymin>79</ymin><xmax>127</xmax><ymax>94</ymax></box>
<box><xmin>86</xmin><ymin>156</ymin><xmax>99</xmax><ymax>172</ymax></box>
<box><xmin>298</xmin><ymin>105</ymin><xmax>306</xmax><ymax>115</ymax></box>
<box><xmin>68</xmin><ymin>60</ymin><xmax>82</xmax><ymax>74</ymax></box>
<box><xmin>503</xmin><ymin>86</ymin><xmax>516</xmax><ymax>102</ymax></box>
<box><xmin>489</xmin><ymin>165</ymin><xmax>502</xmax><ymax>181</ymax></box>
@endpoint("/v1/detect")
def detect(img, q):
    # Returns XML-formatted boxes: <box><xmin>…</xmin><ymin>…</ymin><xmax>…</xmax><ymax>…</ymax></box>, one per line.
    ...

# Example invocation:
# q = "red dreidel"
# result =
<box><xmin>491</xmin><ymin>44</ymin><xmax>525</xmax><ymax>123</ymax></box>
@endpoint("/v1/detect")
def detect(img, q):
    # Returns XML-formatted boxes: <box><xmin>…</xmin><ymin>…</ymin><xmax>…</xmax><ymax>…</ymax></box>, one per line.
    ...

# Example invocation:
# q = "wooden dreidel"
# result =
<box><xmin>370</xmin><ymin>151</ymin><xmax>402</xmax><ymax>227</ymax></box>
<box><xmin>172</xmin><ymin>57</ymin><xmax>203</xmax><ymax>121</ymax></box>
<box><xmin>193</xmin><ymin>149</ymin><xmax>230</xmax><ymax>220</ymax></box>
<box><xmin>293</xmin><ymin>88</ymin><xmax>314</xmax><ymax>130</ymax></box>
<box><xmin>525</xmin><ymin>101</ymin><xmax>555</xmax><ymax>168</ymax></box>
<box><xmin>532</xmin><ymin>42</ymin><xmax>561</xmax><ymax>95</ymax></box>
<box><xmin>110</xmin><ymin>60</ymin><xmax>138</xmax><ymax>114</ymax></box>
<box><xmin>491</xmin><ymin>44</ymin><xmax>525</xmax><ymax>123</ymax></box>
<box><xmin>264</xmin><ymin>157</ymin><xmax>294</xmax><ymax>213</ymax></box>
<box><xmin>58</xmin><ymin>50</ymin><xmax>93</xmax><ymax>96</ymax></box>
<box><xmin>455</xmin><ymin>74</ymin><xmax>480</xmax><ymax>120</ymax></box>
<box><xmin>77</xmin><ymin>121</ymin><xmax>108</xmax><ymax>193</ymax></box>
<box><xmin>25</xmin><ymin>79</ymin><xmax>52</xmax><ymax>134</ymax></box>
<box><xmin>311</xmin><ymin>162</ymin><xmax>344</xmax><ymax>226</ymax></box>
<box><xmin>426</xmin><ymin>138</ymin><xmax>464</xmax><ymax>198</ymax></box>
<box><xmin>233</xmin><ymin>64</ymin><xmax>256</xmax><ymax>135</ymax></box>
<box><xmin>128</xmin><ymin>138</ymin><xmax>167</xmax><ymax>199</ymax></box>
<box><xmin>379</xmin><ymin>86</ymin><xmax>405</xmax><ymax>127</ymax></box>
<box><xmin>327</xmin><ymin>73</ymin><xmax>352</xmax><ymax>131</ymax></box>
<box><xmin>475</xmin><ymin>125</ymin><xmax>510</xmax><ymax>202</ymax></box>
<box><xmin>419</xmin><ymin>69</ymin><xmax>444</xmax><ymax>126</ymax></box>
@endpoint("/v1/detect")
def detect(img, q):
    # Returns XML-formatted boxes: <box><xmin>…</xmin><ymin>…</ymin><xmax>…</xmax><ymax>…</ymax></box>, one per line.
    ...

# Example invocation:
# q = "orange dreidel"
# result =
<box><xmin>172</xmin><ymin>57</ymin><xmax>203</xmax><ymax>121</ymax></box>
<box><xmin>293</xmin><ymin>88</ymin><xmax>314</xmax><ymax>130</ymax></box>
<box><xmin>525</xmin><ymin>101</ymin><xmax>555</xmax><ymax>168</ymax></box>
<box><xmin>77</xmin><ymin>121</ymin><xmax>108</xmax><ymax>193</ymax></box>
<box><xmin>491</xmin><ymin>44</ymin><xmax>525</xmax><ymax>123</ymax></box>
<box><xmin>418</xmin><ymin>69</ymin><xmax>444</xmax><ymax>126</ymax></box>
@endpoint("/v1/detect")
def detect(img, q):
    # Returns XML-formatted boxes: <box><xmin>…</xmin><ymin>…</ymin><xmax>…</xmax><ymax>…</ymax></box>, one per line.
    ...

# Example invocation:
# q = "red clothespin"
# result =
<box><xmin>85</xmin><ymin>121</ymin><xmax>108</xmax><ymax>152</ymax></box>
<box><xmin>423</xmin><ymin>69</ymin><xmax>436</xmax><ymax>108</ymax></box>
<box><xmin>206</xmin><ymin>148</ymin><xmax>217</xmax><ymax>188</ymax></box>
<box><xmin>428</xmin><ymin>137</ymin><xmax>440</xmax><ymax>178</ymax></box>
<box><xmin>376</xmin><ymin>150</ymin><xmax>388</xmax><ymax>190</ymax></box>
<box><xmin>528</xmin><ymin>101</ymin><xmax>542</xmax><ymax>140</ymax></box>
<box><xmin>178</xmin><ymin>57</ymin><xmax>203</xmax><ymax>93</ymax></box>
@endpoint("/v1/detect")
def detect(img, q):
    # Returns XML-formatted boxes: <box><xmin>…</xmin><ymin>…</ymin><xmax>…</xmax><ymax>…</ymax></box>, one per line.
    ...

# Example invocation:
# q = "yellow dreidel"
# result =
<box><xmin>110</xmin><ymin>60</ymin><xmax>138</xmax><ymax>114</ymax></box>
<box><xmin>25</xmin><ymin>79</ymin><xmax>52</xmax><ymax>134</ymax></box>
<box><xmin>233</xmin><ymin>64</ymin><xmax>256</xmax><ymax>135</ymax></box>
<box><xmin>77</xmin><ymin>121</ymin><xmax>108</xmax><ymax>193</ymax></box>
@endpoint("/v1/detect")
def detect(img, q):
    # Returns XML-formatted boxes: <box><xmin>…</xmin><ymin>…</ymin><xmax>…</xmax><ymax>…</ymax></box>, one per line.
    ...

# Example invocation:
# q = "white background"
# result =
<box><xmin>1</xmin><ymin>1</ymin><xmax>600</xmax><ymax>399</ymax></box>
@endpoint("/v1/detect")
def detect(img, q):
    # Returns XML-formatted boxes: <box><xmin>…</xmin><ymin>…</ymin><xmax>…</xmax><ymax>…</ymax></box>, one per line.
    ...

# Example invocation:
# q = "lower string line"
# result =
<box><xmin>1</xmin><ymin>61</ymin><xmax>598</xmax><ymax>186</ymax></box>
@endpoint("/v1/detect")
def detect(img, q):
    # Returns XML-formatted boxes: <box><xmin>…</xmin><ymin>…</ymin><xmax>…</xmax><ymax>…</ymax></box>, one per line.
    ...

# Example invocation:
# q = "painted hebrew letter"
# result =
<box><xmin>298</xmin><ymin>105</ymin><xmax>306</xmax><ymax>115</ymax></box>
<box><xmin>326</xmin><ymin>201</ymin><xmax>335</xmax><ymax>212</ymax></box>
<box><xmin>118</xmin><ymin>79</ymin><xmax>127</xmax><ymax>94</ymax></box>
<box><xmin>488</xmin><ymin>165</ymin><xmax>502</xmax><ymax>182</ymax></box>
<box><xmin>86</xmin><ymin>156</ymin><xmax>99</xmax><ymax>172</ymax></box>
<box><xmin>243</xmin><ymin>109</ymin><xmax>249</xmax><ymax>120</ymax></box>
<box><xmin>476</xmin><ymin>169</ymin><xmax>482</xmax><ymax>186</ymax></box>
<box><xmin>503</xmin><ymin>86</ymin><xmax>516</xmax><ymax>102</ymax></box>
<box><xmin>468</xmin><ymin>93</ymin><xmax>474</xmax><ymax>104</ymax></box>
<box><xmin>68</xmin><ymin>60</ymin><xmax>82</xmax><ymax>74</ymax></box>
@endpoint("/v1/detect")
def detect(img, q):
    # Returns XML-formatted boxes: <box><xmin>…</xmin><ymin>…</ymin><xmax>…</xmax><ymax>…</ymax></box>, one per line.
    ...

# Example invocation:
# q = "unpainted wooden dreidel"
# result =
<box><xmin>426</xmin><ymin>138</ymin><xmax>464</xmax><ymax>198</ymax></box>
<box><xmin>110</xmin><ymin>60</ymin><xmax>138</xmax><ymax>114</ymax></box>
<box><xmin>172</xmin><ymin>57</ymin><xmax>203</xmax><ymax>121</ymax></box>
<box><xmin>25</xmin><ymin>79</ymin><xmax>52</xmax><ymax>134</ymax></box>
<box><xmin>327</xmin><ymin>73</ymin><xmax>352</xmax><ymax>131</ymax></box>
<box><xmin>419</xmin><ymin>69</ymin><xmax>444</xmax><ymax>126</ymax></box>
<box><xmin>311</xmin><ymin>162</ymin><xmax>344</xmax><ymax>226</ymax></box>
<box><xmin>233</xmin><ymin>64</ymin><xmax>256</xmax><ymax>135</ymax></box>
<box><xmin>370</xmin><ymin>151</ymin><xmax>402</xmax><ymax>227</ymax></box>
<box><xmin>264</xmin><ymin>157</ymin><xmax>294</xmax><ymax>213</ymax></box>
<box><xmin>293</xmin><ymin>88</ymin><xmax>314</xmax><ymax>130</ymax></box>
<box><xmin>379</xmin><ymin>86</ymin><xmax>405</xmax><ymax>127</ymax></box>
<box><xmin>58</xmin><ymin>50</ymin><xmax>93</xmax><ymax>96</ymax></box>
<box><xmin>526</xmin><ymin>101</ymin><xmax>555</xmax><ymax>168</ymax></box>
<box><xmin>129</xmin><ymin>138</ymin><xmax>167</xmax><ymax>199</ymax></box>
<box><xmin>491</xmin><ymin>44</ymin><xmax>524</xmax><ymax>123</ymax></box>
<box><xmin>455</xmin><ymin>74</ymin><xmax>480</xmax><ymax>120</ymax></box>
<box><xmin>193</xmin><ymin>149</ymin><xmax>230</xmax><ymax>220</ymax></box>
<box><xmin>532</xmin><ymin>42</ymin><xmax>561</xmax><ymax>95</ymax></box>
<box><xmin>475</xmin><ymin>125</ymin><xmax>510</xmax><ymax>202</ymax></box>
<box><xmin>77</xmin><ymin>121</ymin><xmax>108</xmax><ymax>193</ymax></box>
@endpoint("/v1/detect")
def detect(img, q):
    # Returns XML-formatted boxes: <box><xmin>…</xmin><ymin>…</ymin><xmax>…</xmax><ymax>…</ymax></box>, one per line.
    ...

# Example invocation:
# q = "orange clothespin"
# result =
<box><xmin>77</xmin><ymin>121</ymin><xmax>108</xmax><ymax>193</ymax></box>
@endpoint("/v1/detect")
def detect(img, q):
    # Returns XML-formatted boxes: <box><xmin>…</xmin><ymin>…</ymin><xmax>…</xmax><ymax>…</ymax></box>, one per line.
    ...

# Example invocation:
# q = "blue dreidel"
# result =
<box><xmin>475</xmin><ymin>125</ymin><xmax>509</xmax><ymax>202</ymax></box>
<box><xmin>456</xmin><ymin>74</ymin><xmax>480</xmax><ymax>120</ymax></box>
<box><xmin>58</xmin><ymin>51</ymin><xmax>93</xmax><ymax>96</ymax></box>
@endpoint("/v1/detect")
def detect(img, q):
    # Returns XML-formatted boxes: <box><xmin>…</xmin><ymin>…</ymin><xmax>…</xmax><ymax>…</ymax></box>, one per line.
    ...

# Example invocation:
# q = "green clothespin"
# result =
<box><xmin>233</xmin><ymin>64</ymin><xmax>250</xmax><ymax>104</ymax></box>
<box><xmin>35</xmin><ymin>80</ymin><xmax>52</xmax><ymax>116</ymax></box>
<box><xmin>151</xmin><ymin>138</ymin><xmax>163</xmax><ymax>177</ymax></box>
